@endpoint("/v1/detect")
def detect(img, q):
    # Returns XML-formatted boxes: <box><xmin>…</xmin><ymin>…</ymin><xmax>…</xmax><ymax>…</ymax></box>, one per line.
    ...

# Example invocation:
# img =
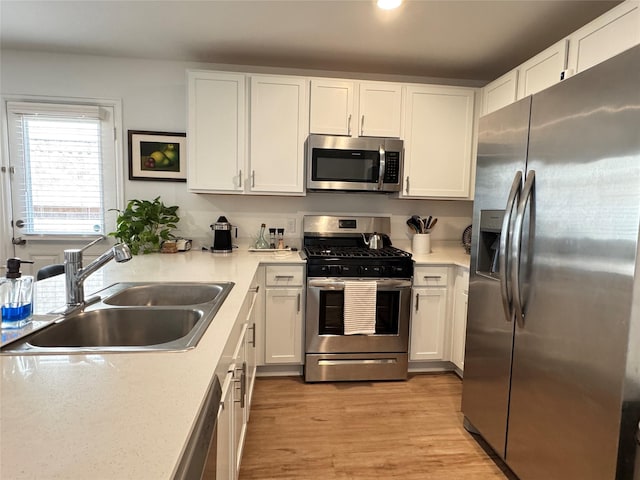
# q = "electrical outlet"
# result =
<box><xmin>286</xmin><ymin>218</ymin><xmax>296</xmax><ymax>234</ymax></box>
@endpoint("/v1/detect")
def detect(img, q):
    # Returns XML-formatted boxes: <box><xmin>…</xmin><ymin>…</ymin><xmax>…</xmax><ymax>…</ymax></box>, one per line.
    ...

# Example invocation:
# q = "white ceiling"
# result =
<box><xmin>0</xmin><ymin>0</ymin><xmax>622</xmax><ymax>81</ymax></box>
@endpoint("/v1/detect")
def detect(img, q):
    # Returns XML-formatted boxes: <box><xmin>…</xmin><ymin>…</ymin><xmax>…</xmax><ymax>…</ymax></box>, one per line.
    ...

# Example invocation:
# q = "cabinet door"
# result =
<box><xmin>482</xmin><ymin>69</ymin><xmax>518</xmax><ymax>116</ymax></box>
<box><xmin>249</xmin><ymin>76</ymin><xmax>308</xmax><ymax>194</ymax></box>
<box><xmin>244</xmin><ymin>287</ymin><xmax>259</xmax><ymax>419</ymax></box>
<box><xmin>187</xmin><ymin>71</ymin><xmax>245</xmax><ymax>192</ymax></box>
<box><xmin>309</xmin><ymin>79</ymin><xmax>355</xmax><ymax>136</ymax></box>
<box><xmin>232</xmin><ymin>324</ymin><xmax>248</xmax><ymax>477</ymax></box>
<box><xmin>409</xmin><ymin>287</ymin><xmax>447</xmax><ymax>361</ymax></box>
<box><xmin>265</xmin><ymin>287</ymin><xmax>303</xmax><ymax>364</ymax></box>
<box><xmin>567</xmin><ymin>1</ymin><xmax>640</xmax><ymax>75</ymax></box>
<box><xmin>358</xmin><ymin>82</ymin><xmax>402</xmax><ymax>138</ymax></box>
<box><xmin>450</xmin><ymin>270</ymin><xmax>469</xmax><ymax>371</ymax></box>
<box><xmin>516</xmin><ymin>39</ymin><xmax>568</xmax><ymax>99</ymax></box>
<box><xmin>402</xmin><ymin>85</ymin><xmax>475</xmax><ymax>198</ymax></box>
<box><xmin>217</xmin><ymin>371</ymin><xmax>235</xmax><ymax>480</ymax></box>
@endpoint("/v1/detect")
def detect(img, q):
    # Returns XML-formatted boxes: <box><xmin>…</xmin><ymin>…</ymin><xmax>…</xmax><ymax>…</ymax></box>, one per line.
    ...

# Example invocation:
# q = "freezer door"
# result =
<box><xmin>506</xmin><ymin>46</ymin><xmax>640</xmax><ymax>480</ymax></box>
<box><xmin>461</xmin><ymin>97</ymin><xmax>531</xmax><ymax>458</ymax></box>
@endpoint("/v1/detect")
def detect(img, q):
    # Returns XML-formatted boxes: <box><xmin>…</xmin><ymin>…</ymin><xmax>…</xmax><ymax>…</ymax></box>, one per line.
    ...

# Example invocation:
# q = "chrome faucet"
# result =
<box><xmin>63</xmin><ymin>243</ymin><xmax>132</xmax><ymax>311</ymax></box>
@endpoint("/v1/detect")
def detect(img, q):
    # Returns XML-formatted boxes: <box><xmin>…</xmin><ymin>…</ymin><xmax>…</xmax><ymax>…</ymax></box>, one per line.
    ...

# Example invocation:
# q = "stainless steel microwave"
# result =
<box><xmin>306</xmin><ymin>135</ymin><xmax>404</xmax><ymax>193</ymax></box>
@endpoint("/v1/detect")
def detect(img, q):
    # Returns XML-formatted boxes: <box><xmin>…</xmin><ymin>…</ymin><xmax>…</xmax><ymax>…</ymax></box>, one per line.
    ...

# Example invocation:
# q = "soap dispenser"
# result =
<box><xmin>1</xmin><ymin>258</ymin><xmax>35</xmax><ymax>329</ymax></box>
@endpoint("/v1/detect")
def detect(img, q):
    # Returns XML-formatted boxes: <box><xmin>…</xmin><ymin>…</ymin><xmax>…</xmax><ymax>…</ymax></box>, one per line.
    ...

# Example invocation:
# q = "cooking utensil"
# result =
<box><xmin>427</xmin><ymin>218</ymin><xmax>437</xmax><ymax>231</ymax></box>
<box><xmin>406</xmin><ymin>218</ymin><xmax>419</xmax><ymax>233</ymax></box>
<box><xmin>424</xmin><ymin>216</ymin><xmax>432</xmax><ymax>231</ymax></box>
<box><xmin>411</xmin><ymin>215</ymin><xmax>424</xmax><ymax>233</ymax></box>
<box><xmin>362</xmin><ymin>232</ymin><xmax>383</xmax><ymax>249</ymax></box>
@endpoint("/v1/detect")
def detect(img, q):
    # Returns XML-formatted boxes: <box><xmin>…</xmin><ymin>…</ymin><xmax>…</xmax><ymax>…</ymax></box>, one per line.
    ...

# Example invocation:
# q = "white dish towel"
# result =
<box><xmin>343</xmin><ymin>280</ymin><xmax>377</xmax><ymax>335</ymax></box>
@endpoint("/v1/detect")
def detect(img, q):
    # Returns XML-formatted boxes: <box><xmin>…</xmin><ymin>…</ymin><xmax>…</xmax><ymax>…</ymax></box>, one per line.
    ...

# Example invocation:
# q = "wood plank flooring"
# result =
<box><xmin>239</xmin><ymin>373</ymin><xmax>511</xmax><ymax>480</ymax></box>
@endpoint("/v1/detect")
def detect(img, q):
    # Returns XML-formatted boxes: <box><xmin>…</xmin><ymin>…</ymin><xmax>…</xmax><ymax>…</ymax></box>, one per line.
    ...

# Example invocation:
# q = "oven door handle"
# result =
<box><xmin>307</xmin><ymin>278</ymin><xmax>412</xmax><ymax>289</ymax></box>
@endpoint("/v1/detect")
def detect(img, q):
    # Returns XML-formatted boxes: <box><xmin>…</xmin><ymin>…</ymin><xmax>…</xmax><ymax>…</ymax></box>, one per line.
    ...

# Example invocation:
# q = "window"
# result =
<box><xmin>6</xmin><ymin>101</ymin><xmax>119</xmax><ymax>236</ymax></box>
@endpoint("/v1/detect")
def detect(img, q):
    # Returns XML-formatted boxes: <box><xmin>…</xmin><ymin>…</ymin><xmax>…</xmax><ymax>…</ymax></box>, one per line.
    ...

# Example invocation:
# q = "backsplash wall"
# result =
<box><xmin>1</xmin><ymin>49</ymin><xmax>474</xmax><ymax>252</ymax></box>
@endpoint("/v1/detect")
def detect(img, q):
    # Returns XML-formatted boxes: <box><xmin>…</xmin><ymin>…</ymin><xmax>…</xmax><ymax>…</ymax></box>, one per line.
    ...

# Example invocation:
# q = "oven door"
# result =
<box><xmin>305</xmin><ymin>277</ymin><xmax>411</xmax><ymax>354</ymax></box>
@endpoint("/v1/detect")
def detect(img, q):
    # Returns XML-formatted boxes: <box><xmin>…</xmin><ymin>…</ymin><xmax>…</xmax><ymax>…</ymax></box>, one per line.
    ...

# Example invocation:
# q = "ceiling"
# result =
<box><xmin>0</xmin><ymin>0</ymin><xmax>622</xmax><ymax>82</ymax></box>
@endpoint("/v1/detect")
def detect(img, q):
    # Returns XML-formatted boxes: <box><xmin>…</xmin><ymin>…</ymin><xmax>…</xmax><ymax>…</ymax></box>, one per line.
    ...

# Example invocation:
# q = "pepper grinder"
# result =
<box><xmin>277</xmin><ymin>228</ymin><xmax>285</xmax><ymax>249</ymax></box>
<box><xmin>269</xmin><ymin>228</ymin><xmax>276</xmax><ymax>249</ymax></box>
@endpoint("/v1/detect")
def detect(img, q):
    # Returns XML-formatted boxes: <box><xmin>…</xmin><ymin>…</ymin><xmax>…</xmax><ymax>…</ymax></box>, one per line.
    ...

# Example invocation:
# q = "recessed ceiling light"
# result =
<box><xmin>377</xmin><ymin>0</ymin><xmax>402</xmax><ymax>10</ymax></box>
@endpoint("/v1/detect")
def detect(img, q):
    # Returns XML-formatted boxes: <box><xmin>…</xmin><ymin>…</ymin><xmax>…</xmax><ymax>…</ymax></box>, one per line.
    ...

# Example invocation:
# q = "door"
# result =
<box><xmin>409</xmin><ymin>287</ymin><xmax>447</xmax><ymax>361</ymax></box>
<box><xmin>482</xmin><ymin>69</ymin><xmax>518</xmax><ymax>115</ymax></box>
<box><xmin>515</xmin><ymin>39</ymin><xmax>567</xmax><ymax>99</ymax></box>
<box><xmin>505</xmin><ymin>45</ymin><xmax>640</xmax><ymax>480</ymax></box>
<box><xmin>402</xmin><ymin>85</ymin><xmax>475</xmax><ymax>197</ymax></box>
<box><xmin>217</xmin><ymin>372</ymin><xmax>234</xmax><ymax>480</ymax></box>
<box><xmin>187</xmin><ymin>71</ymin><xmax>245</xmax><ymax>193</ymax></box>
<box><xmin>358</xmin><ymin>82</ymin><xmax>402</xmax><ymax>138</ymax></box>
<box><xmin>309</xmin><ymin>79</ymin><xmax>355</xmax><ymax>136</ymax></box>
<box><xmin>265</xmin><ymin>287</ymin><xmax>303</xmax><ymax>364</ymax></box>
<box><xmin>249</xmin><ymin>76</ymin><xmax>307</xmax><ymax>194</ymax></box>
<box><xmin>461</xmin><ymin>96</ymin><xmax>531</xmax><ymax>458</ymax></box>
<box><xmin>3</xmin><ymin>99</ymin><xmax>121</xmax><ymax>277</ymax></box>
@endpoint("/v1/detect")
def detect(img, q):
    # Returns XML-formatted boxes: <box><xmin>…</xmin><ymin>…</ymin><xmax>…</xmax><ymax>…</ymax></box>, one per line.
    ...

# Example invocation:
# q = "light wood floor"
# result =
<box><xmin>239</xmin><ymin>373</ymin><xmax>511</xmax><ymax>480</ymax></box>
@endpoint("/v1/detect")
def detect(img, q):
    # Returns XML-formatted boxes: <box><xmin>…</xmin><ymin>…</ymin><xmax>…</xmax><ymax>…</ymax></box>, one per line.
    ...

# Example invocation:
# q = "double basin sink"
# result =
<box><xmin>1</xmin><ymin>282</ymin><xmax>234</xmax><ymax>354</ymax></box>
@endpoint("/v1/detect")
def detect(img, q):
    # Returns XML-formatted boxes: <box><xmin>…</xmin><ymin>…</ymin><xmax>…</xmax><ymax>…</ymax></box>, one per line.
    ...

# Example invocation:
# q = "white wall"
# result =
<box><xmin>0</xmin><ymin>49</ymin><xmax>473</xmax><ymax>250</ymax></box>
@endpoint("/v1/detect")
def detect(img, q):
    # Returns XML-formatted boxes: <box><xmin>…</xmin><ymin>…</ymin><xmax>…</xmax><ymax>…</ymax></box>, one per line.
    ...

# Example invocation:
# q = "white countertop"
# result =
<box><xmin>0</xmin><ymin>244</ymin><xmax>467</xmax><ymax>479</ymax></box>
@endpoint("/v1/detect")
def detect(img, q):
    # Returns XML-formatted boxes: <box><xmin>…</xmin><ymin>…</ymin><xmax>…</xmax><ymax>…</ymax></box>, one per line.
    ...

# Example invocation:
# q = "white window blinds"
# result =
<box><xmin>6</xmin><ymin>101</ymin><xmax>117</xmax><ymax>236</ymax></box>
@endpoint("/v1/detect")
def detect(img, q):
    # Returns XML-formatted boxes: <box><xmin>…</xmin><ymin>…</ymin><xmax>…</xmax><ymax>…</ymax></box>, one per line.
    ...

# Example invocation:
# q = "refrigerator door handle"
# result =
<box><xmin>499</xmin><ymin>170</ymin><xmax>523</xmax><ymax>322</ymax></box>
<box><xmin>511</xmin><ymin>169</ymin><xmax>535</xmax><ymax>325</ymax></box>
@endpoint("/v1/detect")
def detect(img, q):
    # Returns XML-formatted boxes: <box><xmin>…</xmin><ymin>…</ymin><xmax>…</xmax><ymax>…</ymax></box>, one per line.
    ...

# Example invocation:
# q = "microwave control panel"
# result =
<box><xmin>384</xmin><ymin>152</ymin><xmax>401</xmax><ymax>183</ymax></box>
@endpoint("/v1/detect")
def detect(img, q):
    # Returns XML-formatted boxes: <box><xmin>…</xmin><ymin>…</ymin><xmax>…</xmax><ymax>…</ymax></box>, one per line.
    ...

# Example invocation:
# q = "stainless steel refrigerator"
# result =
<box><xmin>462</xmin><ymin>45</ymin><xmax>640</xmax><ymax>480</ymax></box>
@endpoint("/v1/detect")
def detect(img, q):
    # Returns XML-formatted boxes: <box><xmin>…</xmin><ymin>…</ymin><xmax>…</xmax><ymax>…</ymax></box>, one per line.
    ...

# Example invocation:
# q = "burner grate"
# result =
<box><xmin>304</xmin><ymin>246</ymin><xmax>411</xmax><ymax>259</ymax></box>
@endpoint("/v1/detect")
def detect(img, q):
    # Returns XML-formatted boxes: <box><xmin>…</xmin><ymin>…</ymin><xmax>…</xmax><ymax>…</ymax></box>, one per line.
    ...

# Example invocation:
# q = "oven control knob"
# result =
<box><xmin>358</xmin><ymin>265</ymin><xmax>368</xmax><ymax>275</ymax></box>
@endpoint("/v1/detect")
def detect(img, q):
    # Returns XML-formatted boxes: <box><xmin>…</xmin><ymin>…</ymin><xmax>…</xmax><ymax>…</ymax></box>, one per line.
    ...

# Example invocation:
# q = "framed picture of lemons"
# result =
<box><xmin>128</xmin><ymin>130</ymin><xmax>187</xmax><ymax>182</ymax></box>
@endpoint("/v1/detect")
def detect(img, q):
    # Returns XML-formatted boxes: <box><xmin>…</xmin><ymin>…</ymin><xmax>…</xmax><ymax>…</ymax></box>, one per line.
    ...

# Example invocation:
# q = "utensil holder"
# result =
<box><xmin>412</xmin><ymin>233</ymin><xmax>431</xmax><ymax>255</ymax></box>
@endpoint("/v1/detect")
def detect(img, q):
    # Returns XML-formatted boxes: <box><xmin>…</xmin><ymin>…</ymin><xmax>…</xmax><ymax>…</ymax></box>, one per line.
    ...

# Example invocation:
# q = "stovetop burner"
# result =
<box><xmin>304</xmin><ymin>245</ymin><xmax>411</xmax><ymax>259</ymax></box>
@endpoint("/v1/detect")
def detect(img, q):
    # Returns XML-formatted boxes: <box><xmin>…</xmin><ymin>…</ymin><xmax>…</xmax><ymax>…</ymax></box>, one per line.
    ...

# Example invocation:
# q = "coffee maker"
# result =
<box><xmin>211</xmin><ymin>216</ymin><xmax>233</xmax><ymax>253</ymax></box>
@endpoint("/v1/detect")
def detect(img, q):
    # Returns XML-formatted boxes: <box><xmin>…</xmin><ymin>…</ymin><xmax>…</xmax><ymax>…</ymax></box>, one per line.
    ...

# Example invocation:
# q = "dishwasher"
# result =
<box><xmin>173</xmin><ymin>375</ymin><xmax>222</xmax><ymax>479</ymax></box>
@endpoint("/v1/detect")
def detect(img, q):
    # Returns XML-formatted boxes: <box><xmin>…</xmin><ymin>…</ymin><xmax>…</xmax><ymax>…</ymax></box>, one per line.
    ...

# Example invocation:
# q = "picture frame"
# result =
<box><xmin>128</xmin><ymin>130</ymin><xmax>187</xmax><ymax>182</ymax></box>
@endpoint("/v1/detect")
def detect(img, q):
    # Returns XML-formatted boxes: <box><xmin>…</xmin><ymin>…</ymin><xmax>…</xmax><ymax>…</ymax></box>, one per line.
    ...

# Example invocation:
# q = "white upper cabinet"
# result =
<box><xmin>402</xmin><ymin>85</ymin><xmax>475</xmax><ymax>198</ymax></box>
<box><xmin>249</xmin><ymin>76</ymin><xmax>308</xmax><ymax>194</ymax></box>
<box><xmin>358</xmin><ymin>82</ymin><xmax>403</xmax><ymax>138</ymax></box>
<box><xmin>516</xmin><ymin>39</ymin><xmax>568</xmax><ymax>99</ymax></box>
<box><xmin>480</xmin><ymin>1</ymin><xmax>638</xmax><ymax>116</ymax></box>
<box><xmin>187</xmin><ymin>71</ymin><xmax>245</xmax><ymax>193</ymax></box>
<box><xmin>309</xmin><ymin>79</ymin><xmax>355</xmax><ymax>136</ymax></box>
<box><xmin>566</xmin><ymin>0</ymin><xmax>640</xmax><ymax>75</ymax></box>
<box><xmin>188</xmin><ymin>71</ymin><xmax>307</xmax><ymax>195</ymax></box>
<box><xmin>481</xmin><ymin>70</ymin><xmax>518</xmax><ymax>116</ymax></box>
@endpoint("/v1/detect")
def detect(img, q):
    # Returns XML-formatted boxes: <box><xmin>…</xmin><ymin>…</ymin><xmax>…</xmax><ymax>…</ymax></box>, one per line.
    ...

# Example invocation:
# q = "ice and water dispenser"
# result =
<box><xmin>476</xmin><ymin>210</ymin><xmax>504</xmax><ymax>278</ymax></box>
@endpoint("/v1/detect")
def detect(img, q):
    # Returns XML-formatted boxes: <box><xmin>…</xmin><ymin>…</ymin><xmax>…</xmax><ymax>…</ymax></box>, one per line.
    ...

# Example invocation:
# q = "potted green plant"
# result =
<box><xmin>109</xmin><ymin>196</ymin><xmax>180</xmax><ymax>254</ymax></box>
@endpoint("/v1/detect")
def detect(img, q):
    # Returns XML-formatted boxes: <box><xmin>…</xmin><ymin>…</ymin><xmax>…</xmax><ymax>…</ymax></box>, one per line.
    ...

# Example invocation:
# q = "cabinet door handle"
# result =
<box><xmin>361</xmin><ymin>115</ymin><xmax>365</xmax><ymax>136</ymax></box>
<box><xmin>405</xmin><ymin>176</ymin><xmax>410</xmax><ymax>194</ymax></box>
<box><xmin>297</xmin><ymin>293</ymin><xmax>301</xmax><ymax>313</ymax></box>
<box><xmin>424</xmin><ymin>275</ymin><xmax>442</xmax><ymax>280</ymax></box>
<box><xmin>249</xmin><ymin>322</ymin><xmax>256</xmax><ymax>347</ymax></box>
<box><xmin>251</xmin><ymin>170</ymin><xmax>255</xmax><ymax>188</ymax></box>
<box><xmin>275</xmin><ymin>275</ymin><xmax>294</xmax><ymax>279</ymax></box>
<box><xmin>415</xmin><ymin>292</ymin><xmax>420</xmax><ymax>311</ymax></box>
<box><xmin>347</xmin><ymin>114</ymin><xmax>352</xmax><ymax>136</ymax></box>
<box><xmin>238</xmin><ymin>169</ymin><xmax>243</xmax><ymax>188</ymax></box>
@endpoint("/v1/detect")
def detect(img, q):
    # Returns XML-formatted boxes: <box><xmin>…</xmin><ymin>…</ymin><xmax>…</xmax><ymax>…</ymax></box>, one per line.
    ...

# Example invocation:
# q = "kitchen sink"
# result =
<box><xmin>1</xmin><ymin>281</ymin><xmax>234</xmax><ymax>354</ymax></box>
<box><xmin>103</xmin><ymin>283</ymin><xmax>228</xmax><ymax>306</ymax></box>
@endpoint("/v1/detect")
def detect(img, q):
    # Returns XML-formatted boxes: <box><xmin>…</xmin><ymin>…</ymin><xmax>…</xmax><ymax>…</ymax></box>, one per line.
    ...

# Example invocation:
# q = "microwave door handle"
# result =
<box><xmin>378</xmin><ymin>145</ymin><xmax>386</xmax><ymax>191</ymax></box>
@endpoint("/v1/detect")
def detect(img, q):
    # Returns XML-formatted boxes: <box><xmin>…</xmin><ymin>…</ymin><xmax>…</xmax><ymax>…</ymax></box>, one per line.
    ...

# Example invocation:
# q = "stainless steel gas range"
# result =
<box><xmin>302</xmin><ymin>216</ymin><xmax>413</xmax><ymax>382</ymax></box>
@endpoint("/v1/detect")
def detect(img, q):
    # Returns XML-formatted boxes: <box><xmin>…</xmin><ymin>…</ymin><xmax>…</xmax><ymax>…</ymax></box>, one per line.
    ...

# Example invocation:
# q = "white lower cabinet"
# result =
<box><xmin>450</xmin><ymin>268</ymin><xmax>469</xmax><ymax>373</ymax></box>
<box><xmin>410</xmin><ymin>267</ymin><xmax>449</xmax><ymax>361</ymax></box>
<box><xmin>217</xmin><ymin>371</ymin><xmax>234</xmax><ymax>480</ymax></box>
<box><xmin>263</xmin><ymin>265</ymin><xmax>305</xmax><ymax>364</ymax></box>
<box><xmin>215</xmin><ymin>271</ymin><xmax>261</xmax><ymax>480</ymax></box>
